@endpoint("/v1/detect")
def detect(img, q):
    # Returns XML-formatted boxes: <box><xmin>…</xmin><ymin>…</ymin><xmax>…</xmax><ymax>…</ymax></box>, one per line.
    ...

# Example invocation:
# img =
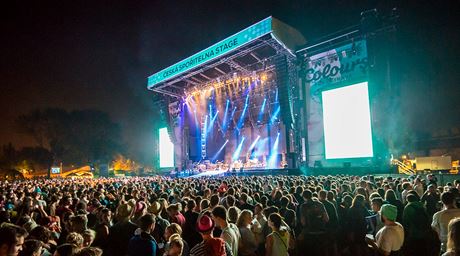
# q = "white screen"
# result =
<box><xmin>159</xmin><ymin>127</ymin><xmax>174</xmax><ymax>167</ymax></box>
<box><xmin>322</xmin><ymin>82</ymin><xmax>373</xmax><ymax>159</ymax></box>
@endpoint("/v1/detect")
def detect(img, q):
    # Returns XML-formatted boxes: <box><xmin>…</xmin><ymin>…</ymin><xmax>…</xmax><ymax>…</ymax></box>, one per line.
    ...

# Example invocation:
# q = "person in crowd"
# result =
<box><xmin>66</xmin><ymin>233</ymin><xmax>84</xmax><ymax>249</ymax></box>
<box><xmin>166</xmin><ymin>238</ymin><xmax>184</xmax><ymax>256</ymax></box>
<box><xmin>344</xmin><ymin>194</ymin><xmax>369</xmax><ymax>256</ymax></box>
<box><xmin>82</xmin><ymin>229</ymin><xmax>95</xmax><ymax>247</ymax></box>
<box><xmin>236</xmin><ymin>209</ymin><xmax>258</xmax><ymax>256</ymax></box>
<box><xmin>384</xmin><ymin>190</ymin><xmax>404</xmax><ymax>223</ymax></box>
<box><xmin>444</xmin><ymin>218</ymin><xmax>460</xmax><ymax>256</ymax></box>
<box><xmin>423</xmin><ymin>184</ymin><xmax>442</xmax><ymax>219</ymax></box>
<box><xmin>226</xmin><ymin>206</ymin><xmax>240</xmax><ymax>225</ymax></box>
<box><xmin>366</xmin><ymin>204</ymin><xmax>404</xmax><ymax>256</ymax></box>
<box><xmin>265</xmin><ymin>213</ymin><xmax>290</xmax><ymax>256</ymax></box>
<box><xmin>91</xmin><ymin>208</ymin><xmax>111</xmax><ymax>249</ymax></box>
<box><xmin>0</xmin><ymin>224</ymin><xmax>28</xmax><ymax>256</ymax></box>
<box><xmin>433</xmin><ymin>191</ymin><xmax>460</xmax><ymax>252</ymax></box>
<box><xmin>182</xmin><ymin>200</ymin><xmax>201</xmax><ymax>249</ymax></box>
<box><xmin>211</xmin><ymin>206</ymin><xmax>239</xmax><ymax>256</ymax></box>
<box><xmin>400</xmin><ymin>182</ymin><xmax>412</xmax><ymax>205</ymax></box>
<box><xmin>53</xmin><ymin>244</ymin><xmax>78</xmax><ymax>256</ymax></box>
<box><xmin>19</xmin><ymin>239</ymin><xmax>43</xmax><ymax>256</ymax></box>
<box><xmin>403</xmin><ymin>193</ymin><xmax>440</xmax><ymax>255</ymax></box>
<box><xmin>127</xmin><ymin>213</ymin><xmax>158</xmax><ymax>256</ymax></box>
<box><xmin>366</xmin><ymin>197</ymin><xmax>384</xmax><ymax>238</ymax></box>
<box><xmin>189</xmin><ymin>214</ymin><xmax>232</xmax><ymax>256</ymax></box>
<box><xmin>107</xmin><ymin>202</ymin><xmax>138</xmax><ymax>256</ymax></box>
<box><xmin>167</xmin><ymin>204</ymin><xmax>186</xmax><ymax>228</ymax></box>
<box><xmin>148</xmin><ymin>201</ymin><xmax>171</xmax><ymax>250</ymax></box>
<box><xmin>164</xmin><ymin>223</ymin><xmax>189</xmax><ymax>256</ymax></box>
<box><xmin>74</xmin><ymin>247</ymin><xmax>102</xmax><ymax>256</ymax></box>
<box><xmin>0</xmin><ymin>174</ymin><xmax>457</xmax><ymax>256</ymax></box>
<box><xmin>414</xmin><ymin>177</ymin><xmax>425</xmax><ymax>198</ymax></box>
<box><xmin>69</xmin><ymin>215</ymin><xmax>88</xmax><ymax>235</ymax></box>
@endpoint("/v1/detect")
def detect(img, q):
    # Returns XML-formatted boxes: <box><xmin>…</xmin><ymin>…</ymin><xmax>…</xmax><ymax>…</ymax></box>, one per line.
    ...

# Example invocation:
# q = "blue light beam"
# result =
<box><xmin>248</xmin><ymin>135</ymin><xmax>261</xmax><ymax>152</ymax></box>
<box><xmin>268</xmin><ymin>132</ymin><xmax>280</xmax><ymax>168</ymax></box>
<box><xmin>270</xmin><ymin>106</ymin><xmax>281</xmax><ymax>124</ymax></box>
<box><xmin>257</xmin><ymin>98</ymin><xmax>267</xmax><ymax>123</ymax></box>
<box><xmin>212</xmin><ymin>140</ymin><xmax>229</xmax><ymax>161</ymax></box>
<box><xmin>222</xmin><ymin>100</ymin><xmax>230</xmax><ymax>131</ymax></box>
<box><xmin>232</xmin><ymin>137</ymin><xmax>246</xmax><ymax>161</ymax></box>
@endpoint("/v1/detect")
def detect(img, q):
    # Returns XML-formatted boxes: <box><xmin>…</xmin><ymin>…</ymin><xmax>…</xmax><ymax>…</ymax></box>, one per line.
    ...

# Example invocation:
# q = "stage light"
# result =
<box><xmin>248</xmin><ymin>135</ymin><xmax>261</xmax><ymax>151</ymax></box>
<box><xmin>231</xmin><ymin>106</ymin><xmax>237</xmax><ymax>118</ymax></box>
<box><xmin>261</xmin><ymin>73</ymin><xmax>267</xmax><ymax>82</ymax></box>
<box><xmin>222</xmin><ymin>100</ymin><xmax>230</xmax><ymax>132</ymax></box>
<box><xmin>238</xmin><ymin>95</ymin><xmax>250</xmax><ymax>129</ymax></box>
<box><xmin>212</xmin><ymin>140</ymin><xmax>229</xmax><ymax>161</ymax></box>
<box><xmin>232</xmin><ymin>137</ymin><xmax>246</xmax><ymax>161</ymax></box>
<box><xmin>268</xmin><ymin>133</ymin><xmax>280</xmax><ymax>168</ymax></box>
<box><xmin>270</xmin><ymin>106</ymin><xmax>281</xmax><ymax>124</ymax></box>
<box><xmin>257</xmin><ymin>98</ymin><xmax>267</xmax><ymax>123</ymax></box>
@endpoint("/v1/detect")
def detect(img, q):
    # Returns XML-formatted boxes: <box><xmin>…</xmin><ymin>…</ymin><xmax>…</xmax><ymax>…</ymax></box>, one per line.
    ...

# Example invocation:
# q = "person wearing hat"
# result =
<box><xmin>366</xmin><ymin>204</ymin><xmax>404</xmax><ymax>256</ymax></box>
<box><xmin>189</xmin><ymin>214</ymin><xmax>233</xmax><ymax>256</ymax></box>
<box><xmin>148</xmin><ymin>201</ymin><xmax>171</xmax><ymax>249</ymax></box>
<box><xmin>107</xmin><ymin>202</ymin><xmax>138</xmax><ymax>256</ymax></box>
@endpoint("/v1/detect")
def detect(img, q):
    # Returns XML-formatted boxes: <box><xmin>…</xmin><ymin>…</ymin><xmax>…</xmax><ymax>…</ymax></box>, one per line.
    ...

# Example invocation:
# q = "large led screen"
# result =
<box><xmin>159</xmin><ymin>127</ymin><xmax>174</xmax><ymax>167</ymax></box>
<box><xmin>322</xmin><ymin>82</ymin><xmax>373</xmax><ymax>159</ymax></box>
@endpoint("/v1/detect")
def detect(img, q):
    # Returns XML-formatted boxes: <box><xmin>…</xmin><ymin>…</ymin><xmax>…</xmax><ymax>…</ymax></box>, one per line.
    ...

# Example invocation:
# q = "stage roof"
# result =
<box><xmin>147</xmin><ymin>17</ymin><xmax>306</xmax><ymax>98</ymax></box>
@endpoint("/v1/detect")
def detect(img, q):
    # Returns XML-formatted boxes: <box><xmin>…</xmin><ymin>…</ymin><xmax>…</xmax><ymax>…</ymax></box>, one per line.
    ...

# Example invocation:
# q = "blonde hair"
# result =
<box><xmin>169</xmin><ymin>238</ymin><xmax>184</xmax><ymax>255</ymax></box>
<box><xmin>236</xmin><ymin>209</ymin><xmax>252</xmax><ymax>228</ymax></box>
<box><xmin>166</xmin><ymin>223</ymin><xmax>183</xmax><ymax>237</ymax></box>
<box><xmin>447</xmin><ymin>218</ymin><xmax>460</xmax><ymax>253</ymax></box>
<box><xmin>66</xmin><ymin>232</ymin><xmax>84</xmax><ymax>248</ymax></box>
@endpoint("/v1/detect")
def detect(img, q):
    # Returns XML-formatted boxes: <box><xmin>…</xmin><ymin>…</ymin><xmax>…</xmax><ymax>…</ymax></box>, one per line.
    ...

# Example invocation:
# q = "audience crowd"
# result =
<box><xmin>1</xmin><ymin>174</ymin><xmax>460</xmax><ymax>256</ymax></box>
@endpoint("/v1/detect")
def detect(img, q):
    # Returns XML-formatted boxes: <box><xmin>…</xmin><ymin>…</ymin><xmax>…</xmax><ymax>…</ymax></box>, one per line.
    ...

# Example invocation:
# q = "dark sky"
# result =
<box><xmin>2</xmin><ymin>0</ymin><xmax>459</xmax><ymax>163</ymax></box>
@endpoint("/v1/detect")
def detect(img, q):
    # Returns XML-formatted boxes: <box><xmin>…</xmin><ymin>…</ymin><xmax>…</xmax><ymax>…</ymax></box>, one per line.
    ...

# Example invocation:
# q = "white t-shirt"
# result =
<box><xmin>432</xmin><ymin>208</ymin><xmax>460</xmax><ymax>247</ymax></box>
<box><xmin>414</xmin><ymin>184</ymin><xmax>424</xmax><ymax>197</ymax></box>
<box><xmin>375</xmin><ymin>223</ymin><xmax>404</xmax><ymax>253</ymax></box>
<box><xmin>221</xmin><ymin>223</ymin><xmax>240</xmax><ymax>256</ymax></box>
<box><xmin>401</xmin><ymin>190</ymin><xmax>410</xmax><ymax>204</ymax></box>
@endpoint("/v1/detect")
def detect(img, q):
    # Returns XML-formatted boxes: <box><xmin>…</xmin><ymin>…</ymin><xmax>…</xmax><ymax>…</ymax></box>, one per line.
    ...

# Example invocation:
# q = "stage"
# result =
<box><xmin>150</xmin><ymin>16</ymin><xmax>399</xmax><ymax>175</ymax></box>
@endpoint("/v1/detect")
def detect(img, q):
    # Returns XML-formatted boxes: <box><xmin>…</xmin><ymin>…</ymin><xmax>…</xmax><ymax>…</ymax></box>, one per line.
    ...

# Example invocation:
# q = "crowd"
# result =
<box><xmin>1</xmin><ymin>174</ymin><xmax>460</xmax><ymax>256</ymax></box>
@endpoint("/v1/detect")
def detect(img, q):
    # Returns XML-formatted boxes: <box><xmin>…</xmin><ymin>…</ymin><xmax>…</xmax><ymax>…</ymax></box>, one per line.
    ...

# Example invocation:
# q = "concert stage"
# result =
<box><xmin>150</xmin><ymin>15</ymin><xmax>398</xmax><ymax>175</ymax></box>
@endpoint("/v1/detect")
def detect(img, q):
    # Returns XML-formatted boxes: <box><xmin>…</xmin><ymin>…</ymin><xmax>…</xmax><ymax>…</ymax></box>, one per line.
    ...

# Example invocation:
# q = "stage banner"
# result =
<box><xmin>304</xmin><ymin>40</ymin><xmax>369</xmax><ymax>166</ymax></box>
<box><xmin>148</xmin><ymin>17</ymin><xmax>272</xmax><ymax>89</ymax></box>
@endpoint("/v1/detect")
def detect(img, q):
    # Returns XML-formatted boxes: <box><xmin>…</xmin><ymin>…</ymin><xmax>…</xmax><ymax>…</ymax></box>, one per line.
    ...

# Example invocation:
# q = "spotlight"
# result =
<box><xmin>248</xmin><ymin>135</ymin><xmax>261</xmax><ymax>151</ymax></box>
<box><xmin>261</xmin><ymin>73</ymin><xmax>267</xmax><ymax>82</ymax></box>
<box><xmin>212</xmin><ymin>140</ymin><xmax>229</xmax><ymax>161</ymax></box>
<box><xmin>232</xmin><ymin>137</ymin><xmax>246</xmax><ymax>161</ymax></box>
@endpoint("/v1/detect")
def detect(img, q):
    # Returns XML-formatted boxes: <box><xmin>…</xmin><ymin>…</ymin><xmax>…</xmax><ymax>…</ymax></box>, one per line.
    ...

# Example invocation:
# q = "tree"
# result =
<box><xmin>16</xmin><ymin>147</ymin><xmax>53</xmax><ymax>173</ymax></box>
<box><xmin>16</xmin><ymin>108</ymin><xmax>123</xmax><ymax>167</ymax></box>
<box><xmin>111</xmin><ymin>154</ymin><xmax>140</xmax><ymax>171</ymax></box>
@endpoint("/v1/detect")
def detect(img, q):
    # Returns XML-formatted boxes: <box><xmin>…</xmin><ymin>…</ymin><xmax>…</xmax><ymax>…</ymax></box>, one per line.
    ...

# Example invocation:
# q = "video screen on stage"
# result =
<box><xmin>159</xmin><ymin>127</ymin><xmax>174</xmax><ymax>168</ymax></box>
<box><xmin>322</xmin><ymin>82</ymin><xmax>373</xmax><ymax>159</ymax></box>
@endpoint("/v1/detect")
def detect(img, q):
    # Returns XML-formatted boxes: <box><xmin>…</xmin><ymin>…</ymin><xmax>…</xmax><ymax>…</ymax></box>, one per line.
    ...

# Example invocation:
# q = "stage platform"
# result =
<box><xmin>171</xmin><ymin>168</ymin><xmax>301</xmax><ymax>178</ymax></box>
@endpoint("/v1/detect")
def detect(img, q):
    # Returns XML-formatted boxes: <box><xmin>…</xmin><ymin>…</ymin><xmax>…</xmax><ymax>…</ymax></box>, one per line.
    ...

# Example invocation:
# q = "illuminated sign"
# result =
<box><xmin>159</xmin><ymin>127</ymin><xmax>174</xmax><ymax>168</ymax></box>
<box><xmin>147</xmin><ymin>17</ymin><xmax>273</xmax><ymax>89</ymax></box>
<box><xmin>51</xmin><ymin>167</ymin><xmax>60</xmax><ymax>174</ymax></box>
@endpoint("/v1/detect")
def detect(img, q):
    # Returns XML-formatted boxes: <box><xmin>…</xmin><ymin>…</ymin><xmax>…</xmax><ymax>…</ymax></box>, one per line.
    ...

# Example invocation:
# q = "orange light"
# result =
<box><xmin>261</xmin><ymin>73</ymin><xmax>267</xmax><ymax>82</ymax></box>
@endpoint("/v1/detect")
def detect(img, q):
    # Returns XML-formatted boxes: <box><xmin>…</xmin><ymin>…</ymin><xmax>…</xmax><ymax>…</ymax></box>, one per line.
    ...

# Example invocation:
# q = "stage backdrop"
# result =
<box><xmin>305</xmin><ymin>39</ymin><xmax>370</xmax><ymax>167</ymax></box>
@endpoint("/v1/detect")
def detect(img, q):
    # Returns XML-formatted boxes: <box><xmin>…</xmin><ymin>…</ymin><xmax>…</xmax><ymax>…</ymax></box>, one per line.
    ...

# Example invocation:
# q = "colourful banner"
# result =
<box><xmin>305</xmin><ymin>40</ymin><xmax>369</xmax><ymax>166</ymax></box>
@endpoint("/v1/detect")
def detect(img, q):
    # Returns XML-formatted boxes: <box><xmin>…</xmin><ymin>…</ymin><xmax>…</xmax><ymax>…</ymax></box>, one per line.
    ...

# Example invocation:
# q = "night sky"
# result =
<box><xmin>2</xmin><ymin>0</ymin><xmax>459</xmax><ymax>164</ymax></box>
